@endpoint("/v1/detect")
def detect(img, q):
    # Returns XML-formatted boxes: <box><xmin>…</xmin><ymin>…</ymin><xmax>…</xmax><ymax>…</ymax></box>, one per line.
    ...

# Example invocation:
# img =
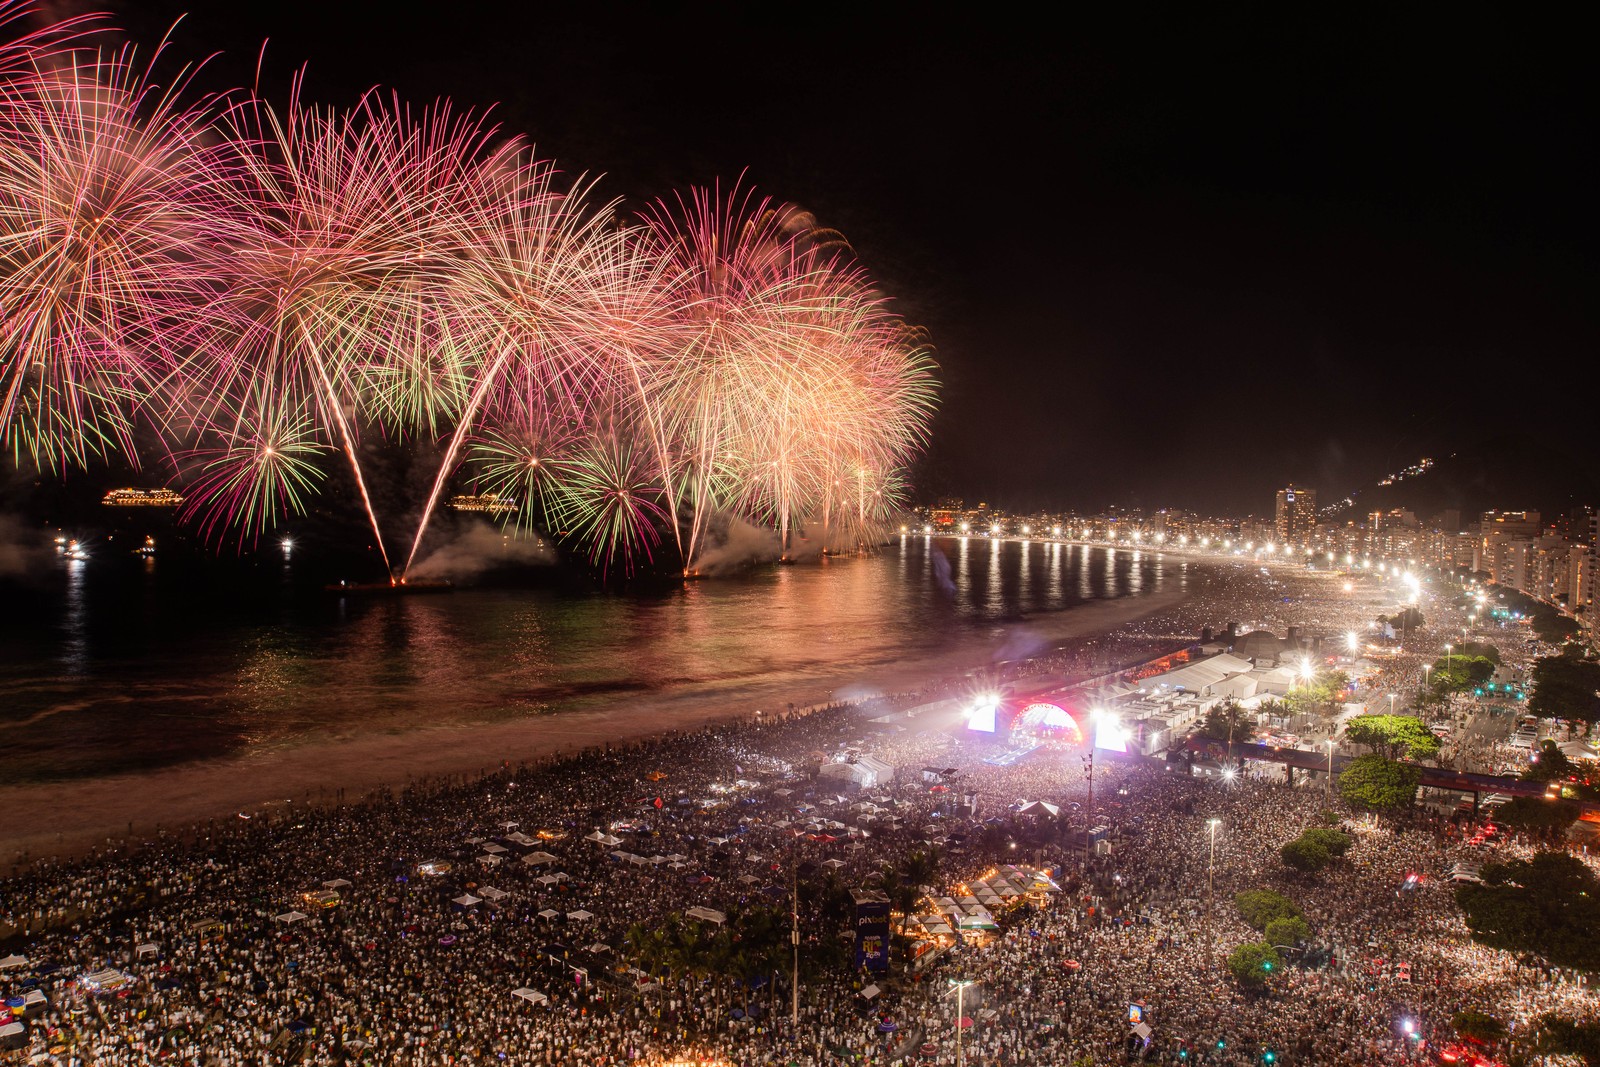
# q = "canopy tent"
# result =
<box><xmin>479</xmin><ymin>886</ymin><xmax>510</xmax><ymax>901</ymax></box>
<box><xmin>274</xmin><ymin>911</ymin><xmax>308</xmax><ymax>925</ymax></box>
<box><xmin>536</xmin><ymin>874</ymin><xmax>560</xmax><ymax>886</ymax></box>
<box><xmin>822</xmin><ymin>858</ymin><xmax>847</xmax><ymax>869</ymax></box>
<box><xmin>860</xmin><ymin>983</ymin><xmax>882</xmax><ymax>1000</ymax></box>
<box><xmin>504</xmin><ymin>832</ymin><xmax>538</xmax><ymax>848</ymax></box>
<box><xmin>480</xmin><ymin>842</ymin><xmax>508</xmax><ymax>854</ymax></box>
<box><xmin>567</xmin><ymin>909</ymin><xmax>594</xmax><ymax>921</ymax></box>
<box><xmin>0</xmin><ymin>955</ymin><xmax>27</xmax><ymax>971</ymax></box>
<box><xmin>512</xmin><ymin>988</ymin><xmax>549</xmax><ymax>1006</ymax></box>
<box><xmin>321</xmin><ymin>878</ymin><xmax>352</xmax><ymax>889</ymax></box>
<box><xmin>452</xmin><ymin>894</ymin><xmax>483</xmax><ymax>908</ymax></box>
<box><xmin>537</xmin><ymin>909</ymin><xmax>560</xmax><ymax>920</ymax></box>
<box><xmin>523</xmin><ymin>851</ymin><xmax>559</xmax><ymax>866</ymax></box>
<box><xmin>1017</xmin><ymin>800</ymin><xmax>1061</xmax><ymax>817</ymax></box>
<box><xmin>686</xmin><ymin>907</ymin><xmax>727</xmax><ymax>925</ymax></box>
<box><xmin>136</xmin><ymin>943</ymin><xmax>159</xmax><ymax>958</ymax></box>
<box><xmin>584</xmin><ymin>830</ymin><xmax>606</xmax><ymax>842</ymax></box>
<box><xmin>477</xmin><ymin>855</ymin><xmax>503</xmax><ymax>866</ymax></box>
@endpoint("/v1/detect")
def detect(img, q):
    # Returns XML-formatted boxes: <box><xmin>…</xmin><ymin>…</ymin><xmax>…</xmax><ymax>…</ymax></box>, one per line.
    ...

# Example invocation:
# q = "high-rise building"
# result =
<box><xmin>1275</xmin><ymin>485</ymin><xmax>1317</xmax><ymax>544</ymax></box>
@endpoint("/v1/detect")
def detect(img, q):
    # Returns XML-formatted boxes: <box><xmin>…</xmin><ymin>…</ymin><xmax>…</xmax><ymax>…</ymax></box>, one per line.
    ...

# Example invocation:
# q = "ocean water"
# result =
<box><xmin>0</xmin><ymin>537</ymin><xmax>1181</xmax><ymax>782</ymax></box>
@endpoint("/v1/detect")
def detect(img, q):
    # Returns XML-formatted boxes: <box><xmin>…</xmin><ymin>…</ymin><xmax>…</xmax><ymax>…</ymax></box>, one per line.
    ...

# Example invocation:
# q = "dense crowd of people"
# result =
<box><xmin>3</xmin><ymin>562</ymin><xmax>1593</xmax><ymax>1065</ymax></box>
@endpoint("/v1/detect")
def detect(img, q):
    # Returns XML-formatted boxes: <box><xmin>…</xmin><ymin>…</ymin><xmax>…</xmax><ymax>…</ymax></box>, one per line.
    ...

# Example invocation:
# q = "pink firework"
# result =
<box><xmin>0</xmin><ymin>36</ymin><xmax>233</xmax><ymax>469</ymax></box>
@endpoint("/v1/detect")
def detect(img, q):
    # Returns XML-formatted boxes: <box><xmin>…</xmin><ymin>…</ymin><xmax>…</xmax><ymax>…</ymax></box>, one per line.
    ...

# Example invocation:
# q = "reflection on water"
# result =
<box><xmin>0</xmin><ymin>537</ymin><xmax>1171</xmax><ymax>782</ymax></box>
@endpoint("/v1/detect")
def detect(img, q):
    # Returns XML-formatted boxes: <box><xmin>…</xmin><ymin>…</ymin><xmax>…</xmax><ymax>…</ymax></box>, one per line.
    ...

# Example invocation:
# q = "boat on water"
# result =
<box><xmin>324</xmin><ymin>579</ymin><xmax>454</xmax><ymax>595</ymax></box>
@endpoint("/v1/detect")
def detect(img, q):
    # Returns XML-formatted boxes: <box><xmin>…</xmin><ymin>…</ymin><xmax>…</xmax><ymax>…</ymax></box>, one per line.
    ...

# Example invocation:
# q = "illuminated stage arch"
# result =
<box><xmin>1014</xmin><ymin>701</ymin><xmax>1085</xmax><ymax>745</ymax></box>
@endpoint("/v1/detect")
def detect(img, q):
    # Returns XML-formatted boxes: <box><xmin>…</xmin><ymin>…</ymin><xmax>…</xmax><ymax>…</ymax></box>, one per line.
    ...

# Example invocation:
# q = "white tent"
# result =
<box><xmin>477</xmin><ymin>855</ymin><xmax>504</xmax><ymax>867</ymax></box>
<box><xmin>584</xmin><ymin>830</ymin><xmax>606</xmax><ymax>843</ymax></box>
<box><xmin>274</xmin><ymin>911</ymin><xmax>308</xmax><ymax>924</ymax></box>
<box><xmin>600</xmin><ymin>834</ymin><xmax>623</xmax><ymax>846</ymax></box>
<box><xmin>479</xmin><ymin>886</ymin><xmax>510</xmax><ymax>901</ymax></box>
<box><xmin>822</xmin><ymin>858</ymin><xmax>846</xmax><ymax>869</ymax></box>
<box><xmin>512</xmin><ymin>988</ymin><xmax>549</xmax><ymax>1005</ymax></box>
<box><xmin>536</xmin><ymin>874</ymin><xmax>560</xmax><ymax>886</ymax></box>
<box><xmin>136</xmin><ymin>943</ymin><xmax>159</xmax><ymax>958</ymax></box>
<box><xmin>481</xmin><ymin>842</ymin><xmax>508</xmax><ymax>854</ymax></box>
<box><xmin>452</xmin><ymin>894</ymin><xmax>483</xmax><ymax>908</ymax></box>
<box><xmin>523</xmin><ymin>851</ymin><xmax>559</xmax><ymax>866</ymax></box>
<box><xmin>505</xmin><ymin>832</ymin><xmax>538</xmax><ymax>848</ymax></box>
<box><xmin>686</xmin><ymin>906</ymin><xmax>727</xmax><ymax>925</ymax></box>
<box><xmin>0</xmin><ymin>953</ymin><xmax>27</xmax><ymax>970</ymax></box>
<box><xmin>322</xmin><ymin>878</ymin><xmax>352</xmax><ymax>889</ymax></box>
<box><xmin>537</xmin><ymin>908</ymin><xmax>560</xmax><ymax>919</ymax></box>
<box><xmin>860</xmin><ymin>983</ymin><xmax>881</xmax><ymax>1000</ymax></box>
<box><xmin>567</xmin><ymin>909</ymin><xmax>594</xmax><ymax>921</ymax></box>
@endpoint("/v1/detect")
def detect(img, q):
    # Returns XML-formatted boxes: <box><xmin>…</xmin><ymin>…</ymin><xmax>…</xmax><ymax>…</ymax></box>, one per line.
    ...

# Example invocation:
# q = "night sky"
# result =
<box><xmin>102</xmin><ymin>3</ymin><xmax>1597</xmax><ymax>517</ymax></box>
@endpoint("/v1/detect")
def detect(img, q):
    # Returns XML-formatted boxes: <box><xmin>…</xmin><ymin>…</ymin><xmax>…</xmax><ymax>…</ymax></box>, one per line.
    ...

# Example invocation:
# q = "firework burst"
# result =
<box><xmin>0</xmin><ymin>17</ymin><xmax>937</xmax><ymax>579</ymax></box>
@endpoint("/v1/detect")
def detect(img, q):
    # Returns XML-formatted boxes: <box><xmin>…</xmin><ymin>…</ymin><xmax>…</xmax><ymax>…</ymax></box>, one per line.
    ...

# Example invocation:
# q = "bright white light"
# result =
<box><xmin>967</xmin><ymin>700</ymin><xmax>998</xmax><ymax>733</ymax></box>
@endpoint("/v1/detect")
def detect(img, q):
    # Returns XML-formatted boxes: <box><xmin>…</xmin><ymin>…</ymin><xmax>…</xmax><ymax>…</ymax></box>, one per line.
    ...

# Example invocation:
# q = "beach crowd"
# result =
<box><xmin>3</xmin><ymin>563</ymin><xmax>1593</xmax><ymax>1066</ymax></box>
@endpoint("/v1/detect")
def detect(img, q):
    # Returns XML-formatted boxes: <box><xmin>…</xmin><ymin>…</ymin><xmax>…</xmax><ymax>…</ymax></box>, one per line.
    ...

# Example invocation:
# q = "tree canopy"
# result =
<box><xmin>1428</xmin><ymin>655</ymin><xmax>1496</xmax><ymax>695</ymax></box>
<box><xmin>1455</xmin><ymin>851</ymin><xmax>1600</xmax><ymax>971</ymax></box>
<box><xmin>1451</xmin><ymin>1010</ymin><xmax>1506</xmax><ymax>1045</ymax></box>
<box><xmin>1282</xmin><ymin>669</ymin><xmax>1350</xmax><ymax>719</ymax></box>
<box><xmin>1226</xmin><ymin>942</ymin><xmax>1282</xmax><ymax>987</ymax></box>
<box><xmin>1264</xmin><ymin>915</ymin><xmax>1311</xmax><ymax>948</ymax></box>
<box><xmin>1536</xmin><ymin>1015</ymin><xmax>1600</xmax><ymax>1066</ymax></box>
<box><xmin>1197</xmin><ymin>700</ymin><xmax>1256</xmax><ymax>744</ymax></box>
<box><xmin>1342</xmin><ymin>715</ymin><xmax>1441</xmax><ymax>761</ymax></box>
<box><xmin>1337</xmin><ymin>754</ymin><xmax>1420</xmax><ymax>811</ymax></box>
<box><xmin>1493</xmin><ymin>795</ymin><xmax>1578</xmax><ymax>832</ymax></box>
<box><xmin>1235</xmin><ymin>889</ymin><xmax>1300</xmax><ymax>930</ymax></box>
<box><xmin>1528</xmin><ymin>654</ymin><xmax>1600</xmax><ymax>729</ymax></box>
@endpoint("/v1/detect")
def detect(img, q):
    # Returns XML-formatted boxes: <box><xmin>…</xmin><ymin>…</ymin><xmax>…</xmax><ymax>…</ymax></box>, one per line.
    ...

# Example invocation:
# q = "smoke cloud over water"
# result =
<box><xmin>405</xmin><ymin>523</ymin><xmax>556</xmax><ymax>582</ymax></box>
<box><xmin>0</xmin><ymin>514</ymin><xmax>47</xmax><ymax>578</ymax></box>
<box><xmin>691</xmin><ymin>518</ymin><xmax>783</xmax><ymax>575</ymax></box>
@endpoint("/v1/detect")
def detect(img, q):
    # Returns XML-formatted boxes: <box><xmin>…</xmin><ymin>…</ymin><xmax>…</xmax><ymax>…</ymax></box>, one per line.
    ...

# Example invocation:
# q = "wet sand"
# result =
<box><xmin>3</xmin><ymin>582</ymin><xmax>1191</xmax><ymax>864</ymax></box>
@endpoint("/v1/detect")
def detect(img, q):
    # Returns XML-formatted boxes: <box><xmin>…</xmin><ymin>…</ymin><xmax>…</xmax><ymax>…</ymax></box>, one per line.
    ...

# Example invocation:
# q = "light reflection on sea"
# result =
<box><xmin>0</xmin><ymin>537</ymin><xmax>1171</xmax><ymax>782</ymax></box>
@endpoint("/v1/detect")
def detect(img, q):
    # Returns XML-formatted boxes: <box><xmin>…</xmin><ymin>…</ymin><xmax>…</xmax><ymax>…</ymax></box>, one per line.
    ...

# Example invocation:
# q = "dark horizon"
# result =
<box><xmin>16</xmin><ymin>3</ymin><xmax>1599</xmax><ymax>519</ymax></box>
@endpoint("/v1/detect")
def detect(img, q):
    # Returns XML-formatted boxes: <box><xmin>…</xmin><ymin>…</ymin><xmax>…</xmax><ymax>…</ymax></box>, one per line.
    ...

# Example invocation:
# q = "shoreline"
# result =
<box><xmin>2</xmin><ymin>581</ymin><xmax>1195</xmax><ymax>866</ymax></box>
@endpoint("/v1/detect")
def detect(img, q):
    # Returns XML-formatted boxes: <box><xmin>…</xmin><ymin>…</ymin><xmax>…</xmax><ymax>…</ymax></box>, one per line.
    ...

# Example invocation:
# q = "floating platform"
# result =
<box><xmin>325</xmin><ymin>580</ymin><xmax>454</xmax><ymax>595</ymax></box>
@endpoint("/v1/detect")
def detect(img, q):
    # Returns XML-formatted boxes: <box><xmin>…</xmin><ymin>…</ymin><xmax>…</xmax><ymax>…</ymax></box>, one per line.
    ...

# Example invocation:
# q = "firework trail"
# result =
<box><xmin>186</xmin><ymin>84</ymin><xmax>511</xmax><ymax>568</ymax></box>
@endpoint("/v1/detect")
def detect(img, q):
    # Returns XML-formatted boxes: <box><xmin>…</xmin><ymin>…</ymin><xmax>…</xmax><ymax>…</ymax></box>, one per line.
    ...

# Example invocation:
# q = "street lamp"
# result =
<box><xmin>1205</xmin><ymin>819</ymin><xmax>1221</xmax><ymax>929</ymax></box>
<box><xmin>947</xmin><ymin>978</ymin><xmax>977</xmax><ymax>1067</ymax></box>
<box><xmin>1445</xmin><ymin>643</ymin><xmax>1454</xmax><ymax>674</ymax></box>
<box><xmin>1388</xmin><ymin>693</ymin><xmax>1397</xmax><ymax>715</ymax></box>
<box><xmin>1325</xmin><ymin>739</ymin><xmax>1336</xmax><ymax>797</ymax></box>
